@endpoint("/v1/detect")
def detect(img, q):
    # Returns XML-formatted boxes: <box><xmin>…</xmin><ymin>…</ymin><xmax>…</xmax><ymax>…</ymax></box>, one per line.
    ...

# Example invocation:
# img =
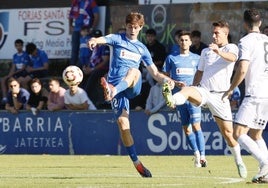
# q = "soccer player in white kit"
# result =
<box><xmin>223</xmin><ymin>8</ymin><xmax>268</xmax><ymax>183</ymax></box>
<box><xmin>162</xmin><ymin>20</ymin><xmax>247</xmax><ymax>178</ymax></box>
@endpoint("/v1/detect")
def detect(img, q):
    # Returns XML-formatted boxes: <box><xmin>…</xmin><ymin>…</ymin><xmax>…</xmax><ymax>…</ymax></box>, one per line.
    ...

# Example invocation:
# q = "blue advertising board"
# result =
<box><xmin>0</xmin><ymin>110</ymin><xmax>267</xmax><ymax>155</ymax></box>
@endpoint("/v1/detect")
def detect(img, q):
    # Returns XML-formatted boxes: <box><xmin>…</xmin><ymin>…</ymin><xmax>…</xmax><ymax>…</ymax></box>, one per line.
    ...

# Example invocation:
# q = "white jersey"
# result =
<box><xmin>64</xmin><ymin>87</ymin><xmax>97</xmax><ymax>110</ymax></box>
<box><xmin>238</xmin><ymin>32</ymin><xmax>268</xmax><ymax>98</ymax></box>
<box><xmin>198</xmin><ymin>44</ymin><xmax>238</xmax><ymax>91</ymax></box>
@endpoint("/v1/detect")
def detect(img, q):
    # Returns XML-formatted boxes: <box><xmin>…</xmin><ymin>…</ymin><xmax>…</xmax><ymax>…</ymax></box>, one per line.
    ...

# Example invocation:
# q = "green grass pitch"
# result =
<box><xmin>0</xmin><ymin>155</ymin><xmax>265</xmax><ymax>187</ymax></box>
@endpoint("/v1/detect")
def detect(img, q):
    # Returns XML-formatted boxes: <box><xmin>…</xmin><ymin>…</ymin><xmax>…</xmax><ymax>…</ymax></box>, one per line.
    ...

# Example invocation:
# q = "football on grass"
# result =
<box><xmin>62</xmin><ymin>65</ymin><xmax>83</xmax><ymax>86</ymax></box>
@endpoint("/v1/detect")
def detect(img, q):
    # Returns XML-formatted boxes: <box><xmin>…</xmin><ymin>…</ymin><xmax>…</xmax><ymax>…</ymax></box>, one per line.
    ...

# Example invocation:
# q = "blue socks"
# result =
<box><xmin>195</xmin><ymin>130</ymin><xmax>205</xmax><ymax>156</ymax></box>
<box><xmin>126</xmin><ymin>145</ymin><xmax>138</xmax><ymax>162</ymax></box>
<box><xmin>186</xmin><ymin>132</ymin><xmax>198</xmax><ymax>152</ymax></box>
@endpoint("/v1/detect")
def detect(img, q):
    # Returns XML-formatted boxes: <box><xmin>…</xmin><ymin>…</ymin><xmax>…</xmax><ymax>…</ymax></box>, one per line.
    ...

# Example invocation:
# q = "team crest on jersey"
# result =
<box><xmin>0</xmin><ymin>12</ymin><xmax>9</xmax><ymax>50</ymax></box>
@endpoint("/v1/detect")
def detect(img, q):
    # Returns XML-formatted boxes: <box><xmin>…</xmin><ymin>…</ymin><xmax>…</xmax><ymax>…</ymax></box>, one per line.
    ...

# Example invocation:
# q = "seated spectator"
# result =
<box><xmin>26</xmin><ymin>78</ymin><xmax>48</xmax><ymax>115</ymax></box>
<box><xmin>190</xmin><ymin>30</ymin><xmax>208</xmax><ymax>55</ymax></box>
<box><xmin>64</xmin><ymin>83</ymin><xmax>96</xmax><ymax>110</ymax></box>
<box><xmin>18</xmin><ymin>42</ymin><xmax>49</xmax><ymax>89</ymax></box>
<box><xmin>5</xmin><ymin>77</ymin><xmax>30</xmax><ymax>114</ymax></box>
<box><xmin>83</xmin><ymin>29</ymin><xmax>110</xmax><ymax>107</ymax></box>
<box><xmin>1</xmin><ymin>39</ymin><xmax>29</xmax><ymax>104</ymax></box>
<box><xmin>47</xmin><ymin>78</ymin><xmax>66</xmax><ymax>111</ymax></box>
<box><xmin>79</xmin><ymin>26</ymin><xmax>92</xmax><ymax>69</ymax></box>
<box><xmin>145</xmin><ymin>81</ymin><xmax>168</xmax><ymax>116</ymax></box>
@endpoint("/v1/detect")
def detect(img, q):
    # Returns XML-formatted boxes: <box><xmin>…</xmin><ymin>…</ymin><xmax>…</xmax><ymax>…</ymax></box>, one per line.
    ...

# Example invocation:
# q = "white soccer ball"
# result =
<box><xmin>62</xmin><ymin>65</ymin><xmax>83</xmax><ymax>86</ymax></box>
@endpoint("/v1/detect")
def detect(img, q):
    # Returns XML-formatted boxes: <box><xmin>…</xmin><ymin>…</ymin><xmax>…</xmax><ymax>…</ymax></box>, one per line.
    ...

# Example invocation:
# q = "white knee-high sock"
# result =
<box><xmin>255</xmin><ymin>138</ymin><xmax>268</xmax><ymax>160</ymax></box>
<box><xmin>173</xmin><ymin>93</ymin><xmax>187</xmax><ymax>105</ymax></box>
<box><xmin>229</xmin><ymin>144</ymin><xmax>243</xmax><ymax>164</ymax></box>
<box><xmin>238</xmin><ymin>134</ymin><xmax>268</xmax><ymax>166</ymax></box>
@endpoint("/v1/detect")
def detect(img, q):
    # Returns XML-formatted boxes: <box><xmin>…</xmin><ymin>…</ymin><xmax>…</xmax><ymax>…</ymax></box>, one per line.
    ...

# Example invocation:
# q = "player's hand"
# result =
<box><xmin>87</xmin><ymin>38</ymin><xmax>97</xmax><ymax>50</ymax></box>
<box><xmin>222</xmin><ymin>90</ymin><xmax>233</xmax><ymax>103</ymax></box>
<box><xmin>209</xmin><ymin>43</ymin><xmax>220</xmax><ymax>54</ymax></box>
<box><xmin>167</xmin><ymin>79</ymin><xmax>175</xmax><ymax>90</ymax></box>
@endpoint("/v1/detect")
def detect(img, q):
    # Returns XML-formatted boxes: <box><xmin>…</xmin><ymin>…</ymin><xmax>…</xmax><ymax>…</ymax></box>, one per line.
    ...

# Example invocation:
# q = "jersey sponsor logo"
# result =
<box><xmin>0</xmin><ymin>12</ymin><xmax>9</xmax><ymax>49</ymax></box>
<box><xmin>120</xmin><ymin>49</ymin><xmax>141</xmax><ymax>62</ymax></box>
<box><xmin>176</xmin><ymin>67</ymin><xmax>195</xmax><ymax>75</ymax></box>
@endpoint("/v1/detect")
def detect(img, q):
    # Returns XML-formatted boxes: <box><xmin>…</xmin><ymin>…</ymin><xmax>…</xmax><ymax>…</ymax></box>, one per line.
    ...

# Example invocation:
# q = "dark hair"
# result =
<box><xmin>146</xmin><ymin>28</ymin><xmax>156</xmax><ymax>35</ymax></box>
<box><xmin>26</xmin><ymin>42</ymin><xmax>37</xmax><ymax>55</ymax></box>
<box><xmin>8</xmin><ymin>77</ymin><xmax>19</xmax><ymax>85</ymax></box>
<box><xmin>14</xmin><ymin>39</ymin><xmax>23</xmax><ymax>45</ymax></box>
<box><xmin>49</xmin><ymin>77</ymin><xmax>60</xmax><ymax>84</ymax></box>
<box><xmin>174</xmin><ymin>29</ymin><xmax>182</xmax><ymax>37</ymax></box>
<box><xmin>178</xmin><ymin>30</ymin><xmax>191</xmax><ymax>38</ymax></box>
<box><xmin>244</xmin><ymin>8</ymin><xmax>261</xmax><ymax>29</ymax></box>
<box><xmin>212</xmin><ymin>20</ymin><xmax>229</xmax><ymax>29</ymax></box>
<box><xmin>191</xmin><ymin>30</ymin><xmax>201</xmax><ymax>38</ymax></box>
<box><xmin>30</xmin><ymin>78</ymin><xmax>42</xmax><ymax>86</ymax></box>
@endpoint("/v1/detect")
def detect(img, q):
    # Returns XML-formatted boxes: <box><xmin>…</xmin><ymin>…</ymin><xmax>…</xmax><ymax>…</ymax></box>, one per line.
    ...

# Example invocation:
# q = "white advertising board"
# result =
<box><xmin>0</xmin><ymin>7</ymin><xmax>105</xmax><ymax>59</ymax></box>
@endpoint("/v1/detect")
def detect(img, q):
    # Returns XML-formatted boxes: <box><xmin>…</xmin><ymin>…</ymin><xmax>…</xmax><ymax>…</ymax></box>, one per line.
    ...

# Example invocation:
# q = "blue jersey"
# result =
<box><xmin>163</xmin><ymin>52</ymin><xmax>200</xmax><ymax>87</ymax></box>
<box><xmin>104</xmin><ymin>33</ymin><xmax>153</xmax><ymax>85</ymax></box>
<box><xmin>29</xmin><ymin>49</ymin><xmax>48</xmax><ymax>68</ymax></box>
<box><xmin>13</xmin><ymin>51</ymin><xmax>29</xmax><ymax>71</ymax></box>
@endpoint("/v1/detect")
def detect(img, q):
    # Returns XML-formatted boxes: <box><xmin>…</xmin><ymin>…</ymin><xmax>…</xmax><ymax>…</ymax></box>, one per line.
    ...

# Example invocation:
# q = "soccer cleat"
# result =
<box><xmin>135</xmin><ymin>162</ymin><xmax>152</xmax><ymax>178</ymax></box>
<box><xmin>100</xmin><ymin>77</ymin><xmax>113</xmax><ymax>101</ymax></box>
<box><xmin>252</xmin><ymin>164</ymin><xmax>268</xmax><ymax>181</ymax></box>
<box><xmin>162</xmin><ymin>82</ymin><xmax>175</xmax><ymax>108</ymax></box>
<box><xmin>200</xmin><ymin>159</ymin><xmax>207</xmax><ymax>167</ymax></box>
<box><xmin>252</xmin><ymin>175</ymin><xmax>268</xmax><ymax>184</ymax></box>
<box><xmin>236</xmin><ymin>162</ymin><xmax>247</xmax><ymax>178</ymax></box>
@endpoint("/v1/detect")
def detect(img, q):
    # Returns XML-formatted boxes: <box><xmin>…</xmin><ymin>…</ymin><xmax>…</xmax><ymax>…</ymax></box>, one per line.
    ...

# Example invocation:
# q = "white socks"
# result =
<box><xmin>238</xmin><ymin>134</ymin><xmax>268</xmax><ymax>166</ymax></box>
<box><xmin>229</xmin><ymin>144</ymin><xmax>243</xmax><ymax>164</ymax></box>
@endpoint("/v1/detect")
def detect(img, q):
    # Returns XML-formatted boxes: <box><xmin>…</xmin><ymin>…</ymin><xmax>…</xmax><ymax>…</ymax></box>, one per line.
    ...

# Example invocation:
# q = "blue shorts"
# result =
<box><xmin>176</xmin><ymin>101</ymin><xmax>201</xmax><ymax>126</ymax></box>
<box><xmin>111</xmin><ymin>76</ymin><xmax>142</xmax><ymax>119</ymax></box>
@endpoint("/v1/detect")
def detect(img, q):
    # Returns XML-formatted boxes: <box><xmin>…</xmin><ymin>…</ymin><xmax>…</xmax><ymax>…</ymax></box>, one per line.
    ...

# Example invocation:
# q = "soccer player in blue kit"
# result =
<box><xmin>163</xmin><ymin>31</ymin><xmax>206</xmax><ymax>167</ymax></box>
<box><xmin>88</xmin><ymin>12</ymin><xmax>174</xmax><ymax>177</ymax></box>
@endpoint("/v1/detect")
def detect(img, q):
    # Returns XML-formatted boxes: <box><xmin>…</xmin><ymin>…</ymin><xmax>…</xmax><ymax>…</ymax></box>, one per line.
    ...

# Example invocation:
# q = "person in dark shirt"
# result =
<box><xmin>5</xmin><ymin>77</ymin><xmax>30</xmax><ymax>114</ymax></box>
<box><xmin>190</xmin><ymin>30</ymin><xmax>208</xmax><ymax>55</ymax></box>
<box><xmin>145</xmin><ymin>28</ymin><xmax>167</xmax><ymax>70</ymax></box>
<box><xmin>26</xmin><ymin>78</ymin><xmax>48</xmax><ymax>115</ymax></box>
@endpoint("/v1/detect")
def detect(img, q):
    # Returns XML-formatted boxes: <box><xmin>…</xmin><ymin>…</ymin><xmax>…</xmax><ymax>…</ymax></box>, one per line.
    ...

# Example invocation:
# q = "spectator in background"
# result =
<box><xmin>145</xmin><ymin>28</ymin><xmax>167</xmax><ymax>71</ymax></box>
<box><xmin>169</xmin><ymin>29</ymin><xmax>182</xmax><ymax>55</ymax></box>
<box><xmin>64</xmin><ymin>83</ymin><xmax>96</xmax><ymax>110</ymax></box>
<box><xmin>262</xmin><ymin>25</ymin><xmax>268</xmax><ymax>36</ymax></box>
<box><xmin>26</xmin><ymin>78</ymin><xmax>48</xmax><ymax>115</ymax></box>
<box><xmin>79</xmin><ymin>26</ymin><xmax>92</xmax><ymax>68</ymax></box>
<box><xmin>83</xmin><ymin>29</ymin><xmax>110</xmax><ymax>108</ymax></box>
<box><xmin>5</xmin><ymin>77</ymin><xmax>29</xmax><ymax>114</ymax></box>
<box><xmin>69</xmin><ymin>0</ymin><xmax>99</xmax><ymax>66</ymax></box>
<box><xmin>47</xmin><ymin>78</ymin><xmax>66</xmax><ymax>111</ymax></box>
<box><xmin>18</xmin><ymin>42</ymin><xmax>49</xmax><ymax>89</ymax></box>
<box><xmin>1</xmin><ymin>39</ymin><xmax>29</xmax><ymax>105</ymax></box>
<box><xmin>144</xmin><ymin>80</ymin><xmax>167</xmax><ymax>116</ymax></box>
<box><xmin>190</xmin><ymin>30</ymin><xmax>208</xmax><ymax>55</ymax></box>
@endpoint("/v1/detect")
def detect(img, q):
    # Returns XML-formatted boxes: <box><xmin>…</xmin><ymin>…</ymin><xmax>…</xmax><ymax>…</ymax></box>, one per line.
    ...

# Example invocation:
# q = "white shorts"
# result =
<box><xmin>195</xmin><ymin>87</ymin><xmax>232</xmax><ymax>121</ymax></box>
<box><xmin>235</xmin><ymin>97</ymin><xmax>268</xmax><ymax>130</ymax></box>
